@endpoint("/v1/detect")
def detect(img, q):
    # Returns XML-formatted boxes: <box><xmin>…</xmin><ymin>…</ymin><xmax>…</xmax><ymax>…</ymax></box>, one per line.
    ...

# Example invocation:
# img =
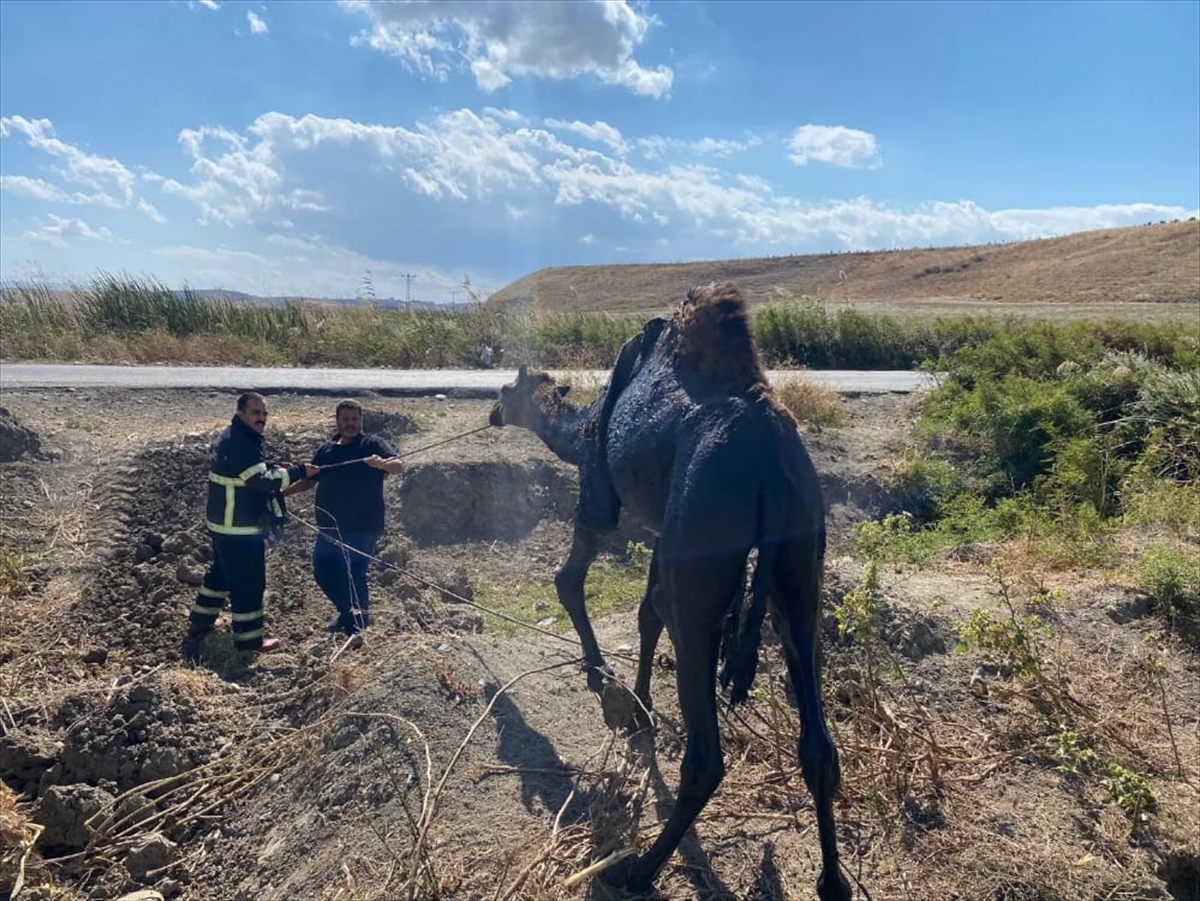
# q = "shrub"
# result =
<box><xmin>1136</xmin><ymin>542</ymin><xmax>1200</xmax><ymax>618</ymax></box>
<box><xmin>1105</xmin><ymin>762</ymin><xmax>1157</xmax><ymax>822</ymax></box>
<box><xmin>885</xmin><ymin>452</ymin><xmax>964</xmax><ymax>524</ymax></box>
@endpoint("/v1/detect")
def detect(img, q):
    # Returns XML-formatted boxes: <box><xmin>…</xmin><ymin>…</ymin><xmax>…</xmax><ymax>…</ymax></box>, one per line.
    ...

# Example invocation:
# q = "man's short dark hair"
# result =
<box><xmin>237</xmin><ymin>391</ymin><xmax>266</xmax><ymax>411</ymax></box>
<box><xmin>336</xmin><ymin>399</ymin><xmax>363</xmax><ymax>417</ymax></box>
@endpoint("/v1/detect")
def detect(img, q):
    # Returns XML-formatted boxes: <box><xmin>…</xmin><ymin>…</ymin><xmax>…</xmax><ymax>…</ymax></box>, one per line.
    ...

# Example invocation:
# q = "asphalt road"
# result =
<box><xmin>0</xmin><ymin>363</ymin><xmax>940</xmax><ymax>398</ymax></box>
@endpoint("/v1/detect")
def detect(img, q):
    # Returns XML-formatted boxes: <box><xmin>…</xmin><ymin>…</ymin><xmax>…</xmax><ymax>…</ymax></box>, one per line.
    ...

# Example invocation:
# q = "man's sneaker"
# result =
<box><xmin>234</xmin><ymin>637</ymin><xmax>283</xmax><ymax>654</ymax></box>
<box><xmin>327</xmin><ymin>612</ymin><xmax>370</xmax><ymax>636</ymax></box>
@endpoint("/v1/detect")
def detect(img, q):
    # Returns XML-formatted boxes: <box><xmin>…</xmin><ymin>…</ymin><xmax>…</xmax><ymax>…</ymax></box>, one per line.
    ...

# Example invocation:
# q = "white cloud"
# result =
<box><xmin>0</xmin><ymin>175</ymin><xmax>72</xmax><ymax>203</ymax></box>
<box><xmin>338</xmin><ymin>0</ymin><xmax>673</xmax><ymax>97</ymax></box>
<box><xmin>137</xmin><ymin>198</ymin><xmax>168</xmax><ymax>224</ymax></box>
<box><xmin>155</xmin><ymin>244</ymin><xmax>270</xmax><ymax>266</ymax></box>
<box><xmin>186</xmin><ymin>0</ymin><xmax>221</xmax><ymax>10</ymax></box>
<box><xmin>545</xmin><ymin>119</ymin><xmax>628</xmax><ymax>155</ymax></box>
<box><xmin>148</xmin><ymin>108</ymin><xmax>1197</xmax><ymax>267</ymax></box>
<box><xmin>637</xmin><ymin>134</ymin><xmax>759</xmax><ymax>160</ymax></box>
<box><xmin>789</xmin><ymin>124</ymin><xmax>882</xmax><ymax>169</ymax></box>
<box><xmin>23</xmin><ymin>214</ymin><xmax>113</xmax><ymax>248</ymax></box>
<box><xmin>159</xmin><ymin>122</ymin><xmax>329</xmax><ymax>224</ymax></box>
<box><xmin>0</xmin><ymin>116</ymin><xmax>163</xmax><ymax>221</ymax></box>
<box><xmin>11</xmin><ymin>108</ymin><xmax>1189</xmax><ymax>299</ymax></box>
<box><xmin>1</xmin><ymin>115</ymin><xmax>135</xmax><ymax>206</ymax></box>
<box><xmin>247</xmin><ymin>10</ymin><xmax>268</xmax><ymax>35</ymax></box>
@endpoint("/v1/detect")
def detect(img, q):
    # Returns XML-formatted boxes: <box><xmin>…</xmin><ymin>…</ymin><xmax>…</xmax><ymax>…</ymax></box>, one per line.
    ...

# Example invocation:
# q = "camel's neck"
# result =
<box><xmin>525</xmin><ymin>396</ymin><xmax>590</xmax><ymax>465</ymax></box>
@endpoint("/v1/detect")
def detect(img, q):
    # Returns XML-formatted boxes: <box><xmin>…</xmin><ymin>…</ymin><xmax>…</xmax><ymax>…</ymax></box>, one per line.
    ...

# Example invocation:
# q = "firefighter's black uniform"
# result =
<box><xmin>188</xmin><ymin>414</ymin><xmax>306</xmax><ymax>651</ymax></box>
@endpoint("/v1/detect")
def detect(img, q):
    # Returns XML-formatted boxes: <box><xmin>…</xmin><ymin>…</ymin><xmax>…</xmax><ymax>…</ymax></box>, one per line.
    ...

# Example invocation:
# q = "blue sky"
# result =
<box><xmin>1</xmin><ymin>0</ymin><xmax>1197</xmax><ymax>303</ymax></box>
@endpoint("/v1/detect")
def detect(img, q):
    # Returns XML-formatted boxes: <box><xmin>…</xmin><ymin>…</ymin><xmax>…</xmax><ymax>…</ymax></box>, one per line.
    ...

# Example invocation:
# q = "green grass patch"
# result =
<box><xmin>0</xmin><ymin>546</ymin><xmax>30</xmax><ymax>599</ymax></box>
<box><xmin>1135</xmin><ymin>541</ymin><xmax>1200</xmax><ymax>621</ymax></box>
<box><xmin>474</xmin><ymin>555</ymin><xmax>648</xmax><ymax>636</ymax></box>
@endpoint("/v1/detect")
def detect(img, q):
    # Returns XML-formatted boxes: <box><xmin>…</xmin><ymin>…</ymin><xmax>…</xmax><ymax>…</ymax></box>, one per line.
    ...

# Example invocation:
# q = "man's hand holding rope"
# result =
<box><xmin>363</xmin><ymin>454</ymin><xmax>405</xmax><ymax>475</ymax></box>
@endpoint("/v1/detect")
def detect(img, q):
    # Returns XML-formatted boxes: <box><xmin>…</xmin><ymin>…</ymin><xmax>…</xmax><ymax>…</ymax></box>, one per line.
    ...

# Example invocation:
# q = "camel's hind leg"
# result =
<box><xmin>604</xmin><ymin>554</ymin><xmax>744</xmax><ymax>892</ymax></box>
<box><xmin>630</xmin><ymin>543</ymin><xmax>663</xmax><ymax>730</ymax></box>
<box><xmin>773</xmin><ymin>542</ymin><xmax>851</xmax><ymax>901</ymax></box>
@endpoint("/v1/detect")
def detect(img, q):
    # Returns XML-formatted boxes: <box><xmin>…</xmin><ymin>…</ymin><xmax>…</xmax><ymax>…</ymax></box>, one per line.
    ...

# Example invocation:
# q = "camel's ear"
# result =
<box><xmin>556</xmin><ymin>385</ymin><xmax>571</xmax><ymax>398</ymax></box>
<box><xmin>518</xmin><ymin>364</ymin><xmax>528</xmax><ymax>381</ymax></box>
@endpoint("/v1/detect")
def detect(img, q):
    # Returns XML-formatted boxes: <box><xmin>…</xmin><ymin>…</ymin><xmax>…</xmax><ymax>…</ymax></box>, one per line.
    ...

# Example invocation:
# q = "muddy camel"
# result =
<box><xmin>489</xmin><ymin>283</ymin><xmax>851</xmax><ymax>899</ymax></box>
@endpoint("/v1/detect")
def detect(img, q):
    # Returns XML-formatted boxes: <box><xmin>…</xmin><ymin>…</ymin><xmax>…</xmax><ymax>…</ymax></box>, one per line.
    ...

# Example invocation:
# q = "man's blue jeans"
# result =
<box><xmin>312</xmin><ymin>531</ymin><xmax>379</xmax><ymax>631</ymax></box>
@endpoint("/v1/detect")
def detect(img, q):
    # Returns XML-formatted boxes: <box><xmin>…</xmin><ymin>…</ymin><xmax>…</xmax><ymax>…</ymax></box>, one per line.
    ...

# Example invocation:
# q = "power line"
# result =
<box><xmin>400</xmin><ymin>273</ymin><xmax>417</xmax><ymax>308</ymax></box>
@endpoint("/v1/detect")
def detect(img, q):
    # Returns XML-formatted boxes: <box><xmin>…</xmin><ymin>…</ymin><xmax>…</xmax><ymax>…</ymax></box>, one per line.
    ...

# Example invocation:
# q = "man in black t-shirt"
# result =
<box><xmin>284</xmin><ymin>400</ymin><xmax>404</xmax><ymax>634</ymax></box>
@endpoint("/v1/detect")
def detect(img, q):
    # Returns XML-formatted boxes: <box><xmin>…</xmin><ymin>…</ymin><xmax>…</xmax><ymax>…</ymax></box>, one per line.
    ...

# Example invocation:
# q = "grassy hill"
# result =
<box><xmin>489</xmin><ymin>220</ymin><xmax>1200</xmax><ymax>321</ymax></box>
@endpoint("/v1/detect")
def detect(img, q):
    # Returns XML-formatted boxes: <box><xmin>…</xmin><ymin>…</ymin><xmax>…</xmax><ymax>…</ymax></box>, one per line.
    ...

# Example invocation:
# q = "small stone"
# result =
<box><xmin>175</xmin><ymin>562</ymin><xmax>204</xmax><ymax>586</ymax></box>
<box><xmin>125</xmin><ymin>832</ymin><xmax>179</xmax><ymax>882</ymax></box>
<box><xmin>81</xmin><ymin>647</ymin><xmax>108</xmax><ymax>665</ymax></box>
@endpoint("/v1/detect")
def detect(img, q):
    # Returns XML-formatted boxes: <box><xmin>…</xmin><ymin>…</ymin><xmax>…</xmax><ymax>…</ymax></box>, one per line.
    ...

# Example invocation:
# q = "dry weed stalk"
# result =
<box><xmin>400</xmin><ymin>658</ymin><xmax>584</xmax><ymax>901</ymax></box>
<box><xmin>1</xmin><ymin>782</ymin><xmax>44</xmax><ymax>900</ymax></box>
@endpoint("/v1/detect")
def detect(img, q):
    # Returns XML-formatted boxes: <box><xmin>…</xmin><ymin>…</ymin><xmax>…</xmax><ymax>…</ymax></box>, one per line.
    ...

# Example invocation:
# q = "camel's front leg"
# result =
<box><xmin>554</xmin><ymin>526</ymin><xmax>610</xmax><ymax>694</ymax></box>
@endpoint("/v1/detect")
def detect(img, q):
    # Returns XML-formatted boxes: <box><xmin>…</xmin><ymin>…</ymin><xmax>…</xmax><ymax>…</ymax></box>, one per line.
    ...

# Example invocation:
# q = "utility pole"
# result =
<box><xmin>450</xmin><ymin>289</ymin><xmax>461</xmax><ymax>304</ymax></box>
<box><xmin>401</xmin><ymin>273</ymin><xmax>417</xmax><ymax>309</ymax></box>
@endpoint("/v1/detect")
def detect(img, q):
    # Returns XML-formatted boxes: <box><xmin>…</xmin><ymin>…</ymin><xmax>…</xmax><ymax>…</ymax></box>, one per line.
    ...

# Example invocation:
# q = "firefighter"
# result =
<box><xmin>184</xmin><ymin>391</ymin><xmax>318</xmax><ymax>663</ymax></box>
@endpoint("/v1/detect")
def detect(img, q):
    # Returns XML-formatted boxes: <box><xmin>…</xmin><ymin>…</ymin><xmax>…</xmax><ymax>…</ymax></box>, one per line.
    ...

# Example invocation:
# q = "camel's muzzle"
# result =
<box><xmin>489</xmin><ymin>403</ymin><xmax>505</xmax><ymax>427</ymax></box>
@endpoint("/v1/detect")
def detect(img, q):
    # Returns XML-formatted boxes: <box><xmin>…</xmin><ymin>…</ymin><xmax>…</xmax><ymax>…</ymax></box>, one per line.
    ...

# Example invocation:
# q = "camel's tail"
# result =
<box><xmin>718</xmin><ymin>493</ymin><xmax>775</xmax><ymax>705</ymax></box>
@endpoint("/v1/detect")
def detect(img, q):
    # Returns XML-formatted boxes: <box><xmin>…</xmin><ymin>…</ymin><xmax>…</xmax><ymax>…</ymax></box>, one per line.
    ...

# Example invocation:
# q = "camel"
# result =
<box><xmin>488</xmin><ymin>283</ymin><xmax>850</xmax><ymax>899</ymax></box>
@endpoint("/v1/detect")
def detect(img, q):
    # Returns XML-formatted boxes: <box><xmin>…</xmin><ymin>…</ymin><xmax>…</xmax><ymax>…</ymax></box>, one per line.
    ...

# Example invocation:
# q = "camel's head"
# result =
<box><xmin>490</xmin><ymin>364</ymin><xmax>570</xmax><ymax>428</ymax></box>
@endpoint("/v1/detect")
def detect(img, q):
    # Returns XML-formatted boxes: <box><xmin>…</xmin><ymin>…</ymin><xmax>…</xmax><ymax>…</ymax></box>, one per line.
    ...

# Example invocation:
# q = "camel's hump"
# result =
<box><xmin>672</xmin><ymin>282</ymin><xmax>769</xmax><ymax>396</ymax></box>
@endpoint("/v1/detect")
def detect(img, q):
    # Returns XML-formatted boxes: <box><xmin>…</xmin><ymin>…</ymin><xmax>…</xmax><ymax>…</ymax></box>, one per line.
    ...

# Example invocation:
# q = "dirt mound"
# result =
<box><xmin>0</xmin><ymin>407</ymin><xmax>41</xmax><ymax>462</ymax></box>
<box><xmin>399</xmin><ymin>460</ymin><xmax>577</xmax><ymax>545</ymax></box>
<box><xmin>361</xmin><ymin>409</ymin><xmax>420</xmax><ymax>444</ymax></box>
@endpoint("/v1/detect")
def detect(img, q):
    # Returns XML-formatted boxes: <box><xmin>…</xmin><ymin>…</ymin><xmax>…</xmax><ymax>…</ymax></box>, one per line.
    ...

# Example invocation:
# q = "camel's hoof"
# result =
<box><xmin>587</xmin><ymin>664</ymin><xmax>616</xmax><ymax>696</ymax></box>
<box><xmin>596</xmin><ymin>856</ymin><xmax>653</xmax><ymax>895</ymax></box>
<box><xmin>600</xmin><ymin>681</ymin><xmax>639</xmax><ymax>732</ymax></box>
<box><xmin>817</xmin><ymin>868</ymin><xmax>852</xmax><ymax>901</ymax></box>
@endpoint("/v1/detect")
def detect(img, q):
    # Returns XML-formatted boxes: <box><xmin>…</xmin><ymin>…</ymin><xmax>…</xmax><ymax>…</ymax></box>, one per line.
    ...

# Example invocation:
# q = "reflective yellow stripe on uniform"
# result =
<box><xmin>260</xmin><ymin>466</ymin><xmax>292</xmax><ymax>490</ymax></box>
<box><xmin>231</xmin><ymin>609</ymin><xmax>263</xmax><ymax>622</ymax></box>
<box><xmin>236</xmin><ymin>628</ymin><xmax>265</xmax><ymax>642</ymax></box>
<box><xmin>206</xmin><ymin>521</ymin><xmax>265</xmax><ymax>536</ymax></box>
<box><xmin>198</xmin><ymin>586</ymin><xmax>229</xmax><ymax>599</ymax></box>
<box><xmin>191</xmin><ymin>601</ymin><xmax>223</xmax><ymax>615</ymax></box>
<box><xmin>209</xmin><ymin>462</ymin><xmax>282</xmax><ymax>533</ymax></box>
<box><xmin>237</xmin><ymin>462</ymin><xmax>267</xmax><ymax>481</ymax></box>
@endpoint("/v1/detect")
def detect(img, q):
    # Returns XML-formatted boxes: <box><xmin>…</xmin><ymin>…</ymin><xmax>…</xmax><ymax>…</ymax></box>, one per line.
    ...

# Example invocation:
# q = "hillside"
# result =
<box><xmin>489</xmin><ymin>220</ymin><xmax>1200</xmax><ymax>319</ymax></box>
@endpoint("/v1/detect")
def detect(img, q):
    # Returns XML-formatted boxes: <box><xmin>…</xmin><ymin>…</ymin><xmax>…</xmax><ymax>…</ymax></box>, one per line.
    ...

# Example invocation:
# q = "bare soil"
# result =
<box><xmin>1</xmin><ymin>385</ymin><xmax>1197</xmax><ymax>901</ymax></box>
<box><xmin>490</xmin><ymin>220</ymin><xmax>1200</xmax><ymax>322</ymax></box>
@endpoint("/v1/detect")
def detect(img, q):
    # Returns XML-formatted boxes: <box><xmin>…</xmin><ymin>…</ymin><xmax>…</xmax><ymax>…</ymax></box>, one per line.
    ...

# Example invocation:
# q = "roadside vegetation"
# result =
<box><xmin>2</xmin><ymin>273</ymin><xmax>1195</xmax><ymax>374</ymax></box>
<box><xmin>829</xmin><ymin>319</ymin><xmax>1199</xmax><ymax>888</ymax></box>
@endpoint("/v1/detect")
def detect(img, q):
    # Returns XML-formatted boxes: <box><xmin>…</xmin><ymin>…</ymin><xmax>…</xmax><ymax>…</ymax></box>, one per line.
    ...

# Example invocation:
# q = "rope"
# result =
<box><xmin>310</xmin><ymin>424</ymin><xmax>496</xmax><ymax>471</ymax></box>
<box><xmin>393</xmin><ymin>424</ymin><xmax>494</xmax><ymax>459</ymax></box>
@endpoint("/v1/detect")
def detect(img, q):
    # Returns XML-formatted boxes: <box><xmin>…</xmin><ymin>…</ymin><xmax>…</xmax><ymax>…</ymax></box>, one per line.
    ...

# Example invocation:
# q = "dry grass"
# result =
<box><xmin>490</xmin><ymin>221</ymin><xmax>1200</xmax><ymax>320</ymax></box>
<box><xmin>774</xmin><ymin>378</ymin><xmax>847</xmax><ymax>428</ymax></box>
